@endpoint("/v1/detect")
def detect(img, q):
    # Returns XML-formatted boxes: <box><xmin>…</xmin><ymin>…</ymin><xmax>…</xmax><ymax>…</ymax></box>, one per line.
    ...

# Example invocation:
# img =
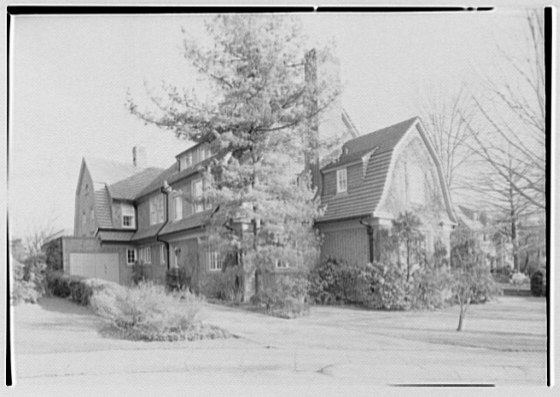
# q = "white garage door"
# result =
<box><xmin>69</xmin><ymin>253</ymin><xmax>120</xmax><ymax>283</ymax></box>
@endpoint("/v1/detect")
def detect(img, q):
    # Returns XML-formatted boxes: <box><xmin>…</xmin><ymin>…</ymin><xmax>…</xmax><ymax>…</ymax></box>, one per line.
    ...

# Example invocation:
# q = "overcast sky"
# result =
<box><xmin>9</xmin><ymin>10</ymin><xmax>529</xmax><ymax>238</ymax></box>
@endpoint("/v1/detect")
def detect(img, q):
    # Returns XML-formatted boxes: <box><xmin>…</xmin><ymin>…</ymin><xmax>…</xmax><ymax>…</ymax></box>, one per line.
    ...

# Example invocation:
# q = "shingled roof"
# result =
<box><xmin>318</xmin><ymin>117</ymin><xmax>456</xmax><ymax>223</ymax></box>
<box><xmin>108</xmin><ymin>167</ymin><xmax>165</xmax><ymax>201</ymax></box>
<box><xmin>322</xmin><ymin>117</ymin><xmax>417</xmax><ymax>171</ymax></box>
<box><xmin>82</xmin><ymin>157</ymin><xmax>165</xmax><ymax>229</ymax></box>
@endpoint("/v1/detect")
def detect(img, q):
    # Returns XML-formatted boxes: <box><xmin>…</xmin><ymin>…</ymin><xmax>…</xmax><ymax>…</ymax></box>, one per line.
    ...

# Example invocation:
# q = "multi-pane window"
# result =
<box><xmin>139</xmin><ymin>247</ymin><xmax>152</xmax><ymax>264</ymax></box>
<box><xmin>336</xmin><ymin>168</ymin><xmax>348</xmax><ymax>193</ymax></box>
<box><xmin>174</xmin><ymin>195</ymin><xmax>183</xmax><ymax>221</ymax></box>
<box><xmin>208</xmin><ymin>250</ymin><xmax>222</xmax><ymax>271</ymax></box>
<box><xmin>121</xmin><ymin>203</ymin><xmax>135</xmax><ymax>228</ymax></box>
<box><xmin>192</xmin><ymin>179</ymin><xmax>204</xmax><ymax>213</ymax></box>
<box><xmin>126</xmin><ymin>249</ymin><xmax>136</xmax><ymax>265</ymax></box>
<box><xmin>149</xmin><ymin>194</ymin><xmax>164</xmax><ymax>225</ymax></box>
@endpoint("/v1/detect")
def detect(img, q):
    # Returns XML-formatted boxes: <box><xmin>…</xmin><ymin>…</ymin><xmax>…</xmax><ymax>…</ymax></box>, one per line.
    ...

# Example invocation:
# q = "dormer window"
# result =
<box><xmin>336</xmin><ymin>168</ymin><xmax>347</xmax><ymax>194</ymax></box>
<box><xmin>179</xmin><ymin>152</ymin><xmax>193</xmax><ymax>171</ymax></box>
<box><xmin>199</xmin><ymin>145</ymin><xmax>211</xmax><ymax>161</ymax></box>
<box><xmin>121</xmin><ymin>203</ymin><xmax>135</xmax><ymax>228</ymax></box>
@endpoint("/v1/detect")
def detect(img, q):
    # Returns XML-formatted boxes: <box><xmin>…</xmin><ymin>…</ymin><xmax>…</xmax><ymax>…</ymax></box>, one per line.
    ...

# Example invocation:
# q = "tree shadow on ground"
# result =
<box><xmin>37</xmin><ymin>296</ymin><xmax>93</xmax><ymax>316</ymax></box>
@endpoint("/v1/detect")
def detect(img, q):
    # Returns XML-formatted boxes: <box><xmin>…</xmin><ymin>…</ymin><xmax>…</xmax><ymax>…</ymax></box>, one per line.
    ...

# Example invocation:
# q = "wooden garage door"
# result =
<box><xmin>69</xmin><ymin>253</ymin><xmax>119</xmax><ymax>283</ymax></box>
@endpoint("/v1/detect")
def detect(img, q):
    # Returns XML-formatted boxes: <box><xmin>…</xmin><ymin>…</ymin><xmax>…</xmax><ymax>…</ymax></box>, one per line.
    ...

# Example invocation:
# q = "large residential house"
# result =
<box><xmin>316</xmin><ymin>117</ymin><xmax>457</xmax><ymax>265</ymax></box>
<box><xmin>56</xmin><ymin>114</ymin><xmax>457</xmax><ymax>299</ymax></box>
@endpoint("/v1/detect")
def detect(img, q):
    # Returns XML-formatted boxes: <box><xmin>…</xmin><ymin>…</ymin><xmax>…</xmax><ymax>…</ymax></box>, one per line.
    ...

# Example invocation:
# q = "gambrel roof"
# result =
<box><xmin>318</xmin><ymin>117</ymin><xmax>457</xmax><ymax>224</ymax></box>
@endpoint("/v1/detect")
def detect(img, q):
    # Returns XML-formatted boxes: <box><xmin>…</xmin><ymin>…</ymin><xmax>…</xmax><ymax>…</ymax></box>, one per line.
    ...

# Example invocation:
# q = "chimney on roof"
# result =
<box><xmin>304</xmin><ymin>49</ymin><xmax>322</xmax><ymax>194</ymax></box>
<box><xmin>132</xmin><ymin>146</ymin><xmax>147</xmax><ymax>168</ymax></box>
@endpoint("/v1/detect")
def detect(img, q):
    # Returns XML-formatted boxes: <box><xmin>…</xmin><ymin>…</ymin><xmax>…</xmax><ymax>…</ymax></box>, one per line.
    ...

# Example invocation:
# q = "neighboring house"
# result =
<box><xmin>455</xmin><ymin>205</ymin><xmax>496</xmax><ymax>267</ymax></box>
<box><xmin>316</xmin><ymin>117</ymin><xmax>457</xmax><ymax>266</ymax></box>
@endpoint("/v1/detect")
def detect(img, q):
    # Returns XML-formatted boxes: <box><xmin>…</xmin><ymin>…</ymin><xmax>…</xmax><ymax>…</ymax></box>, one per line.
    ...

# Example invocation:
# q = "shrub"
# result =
<box><xmin>366</xmin><ymin>262</ymin><xmax>409</xmax><ymax>310</ymax></box>
<box><xmin>166</xmin><ymin>267</ymin><xmax>191</xmax><ymax>291</ymax></box>
<box><xmin>308</xmin><ymin>258</ymin><xmax>362</xmax><ymax>304</ymax></box>
<box><xmin>47</xmin><ymin>271</ymin><xmax>123</xmax><ymax>306</ymax></box>
<box><xmin>251</xmin><ymin>274</ymin><xmax>310</xmax><ymax>319</ymax></box>
<box><xmin>90</xmin><ymin>281</ymin><xmax>227</xmax><ymax>341</ymax></box>
<box><xmin>11</xmin><ymin>258</ymin><xmax>41</xmax><ymax>305</ymax></box>
<box><xmin>202</xmin><ymin>266</ymin><xmax>244</xmax><ymax>301</ymax></box>
<box><xmin>450</xmin><ymin>264</ymin><xmax>501</xmax><ymax>331</ymax></box>
<box><xmin>46</xmin><ymin>271</ymin><xmax>72</xmax><ymax>298</ymax></box>
<box><xmin>408</xmin><ymin>266</ymin><xmax>452</xmax><ymax>310</ymax></box>
<box><xmin>510</xmin><ymin>272</ymin><xmax>529</xmax><ymax>286</ymax></box>
<box><xmin>530</xmin><ymin>270</ymin><xmax>546</xmax><ymax>297</ymax></box>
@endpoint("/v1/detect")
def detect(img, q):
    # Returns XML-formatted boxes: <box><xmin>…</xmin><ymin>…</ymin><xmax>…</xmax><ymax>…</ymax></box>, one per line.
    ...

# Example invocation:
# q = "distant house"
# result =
<box><xmin>454</xmin><ymin>205</ymin><xmax>498</xmax><ymax>268</ymax></box>
<box><xmin>316</xmin><ymin>117</ymin><xmax>457</xmax><ymax>266</ymax></box>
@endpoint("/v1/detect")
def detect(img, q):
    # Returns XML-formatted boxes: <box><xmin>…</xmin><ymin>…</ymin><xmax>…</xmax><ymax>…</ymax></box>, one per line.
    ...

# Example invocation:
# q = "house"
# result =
<box><xmin>455</xmin><ymin>205</ymin><xmax>495</xmax><ymax>267</ymax></box>
<box><xmin>316</xmin><ymin>117</ymin><xmax>457</xmax><ymax>266</ymax></box>
<box><xmin>63</xmin><ymin>142</ymin><xmax>224</xmax><ymax>291</ymax></box>
<box><xmin>57</xmin><ymin>114</ymin><xmax>457</xmax><ymax>299</ymax></box>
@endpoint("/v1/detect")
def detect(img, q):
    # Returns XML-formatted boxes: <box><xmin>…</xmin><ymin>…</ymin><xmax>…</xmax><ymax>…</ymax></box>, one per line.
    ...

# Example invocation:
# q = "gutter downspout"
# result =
<box><xmin>156</xmin><ymin>180</ymin><xmax>172</xmax><ymax>270</ymax></box>
<box><xmin>360</xmin><ymin>218</ymin><xmax>375</xmax><ymax>263</ymax></box>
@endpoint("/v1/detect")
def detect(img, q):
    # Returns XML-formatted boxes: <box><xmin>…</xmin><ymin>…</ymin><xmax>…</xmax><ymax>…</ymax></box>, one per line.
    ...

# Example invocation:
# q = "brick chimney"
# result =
<box><xmin>303</xmin><ymin>49</ymin><xmax>322</xmax><ymax>195</ymax></box>
<box><xmin>132</xmin><ymin>146</ymin><xmax>147</xmax><ymax>168</ymax></box>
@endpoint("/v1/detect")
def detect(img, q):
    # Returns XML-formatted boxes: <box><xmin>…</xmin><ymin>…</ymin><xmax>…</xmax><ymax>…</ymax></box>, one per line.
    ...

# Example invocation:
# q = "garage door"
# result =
<box><xmin>69</xmin><ymin>253</ymin><xmax>120</xmax><ymax>283</ymax></box>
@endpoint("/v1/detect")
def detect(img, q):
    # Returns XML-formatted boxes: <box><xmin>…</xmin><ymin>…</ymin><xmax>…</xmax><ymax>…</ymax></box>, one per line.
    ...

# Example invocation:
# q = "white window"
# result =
<box><xmin>139</xmin><ymin>247</ymin><xmax>152</xmax><ymax>264</ymax></box>
<box><xmin>199</xmin><ymin>145</ymin><xmax>211</xmax><ymax>161</ymax></box>
<box><xmin>275</xmin><ymin>259</ymin><xmax>290</xmax><ymax>269</ymax></box>
<box><xmin>121</xmin><ymin>203</ymin><xmax>135</xmax><ymax>228</ymax></box>
<box><xmin>149</xmin><ymin>194</ymin><xmax>164</xmax><ymax>225</ymax></box>
<box><xmin>186</xmin><ymin>152</ymin><xmax>193</xmax><ymax>167</ymax></box>
<box><xmin>179</xmin><ymin>156</ymin><xmax>187</xmax><ymax>171</ymax></box>
<box><xmin>336</xmin><ymin>168</ymin><xmax>347</xmax><ymax>193</ymax></box>
<box><xmin>174</xmin><ymin>195</ymin><xmax>183</xmax><ymax>221</ymax></box>
<box><xmin>192</xmin><ymin>178</ymin><xmax>204</xmax><ymax>213</ymax></box>
<box><xmin>160</xmin><ymin>245</ymin><xmax>166</xmax><ymax>265</ymax></box>
<box><xmin>172</xmin><ymin>247</ymin><xmax>181</xmax><ymax>269</ymax></box>
<box><xmin>208</xmin><ymin>250</ymin><xmax>222</xmax><ymax>271</ymax></box>
<box><xmin>126</xmin><ymin>249</ymin><xmax>137</xmax><ymax>265</ymax></box>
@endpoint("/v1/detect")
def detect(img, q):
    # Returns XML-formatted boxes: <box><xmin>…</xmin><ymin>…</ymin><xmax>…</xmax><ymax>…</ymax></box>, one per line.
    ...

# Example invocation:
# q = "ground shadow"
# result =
<box><xmin>37</xmin><ymin>296</ymin><xmax>94</xmax><ymax>316</ymax></box>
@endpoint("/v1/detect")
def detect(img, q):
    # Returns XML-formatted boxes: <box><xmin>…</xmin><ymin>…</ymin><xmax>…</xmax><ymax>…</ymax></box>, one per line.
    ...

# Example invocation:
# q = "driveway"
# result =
<box><xmin>11</xmin><ymin>295</ymin><xmax>547</xmax><ymax>391</ymax></box>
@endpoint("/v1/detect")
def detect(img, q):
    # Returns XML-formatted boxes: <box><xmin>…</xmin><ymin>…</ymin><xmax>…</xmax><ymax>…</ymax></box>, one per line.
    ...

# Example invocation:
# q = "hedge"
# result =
<box><xmin>46</xmin><ymin>271</ymin><xmax>123</xmax><ymax>306</ymax></box>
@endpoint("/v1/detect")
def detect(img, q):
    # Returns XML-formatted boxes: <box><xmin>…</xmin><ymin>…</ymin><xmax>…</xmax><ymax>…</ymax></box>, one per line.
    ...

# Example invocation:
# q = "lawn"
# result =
<box><xmin>12</xmin><ymin>295</ymin><xmax>547</xmax><ymax>388</ymax></box>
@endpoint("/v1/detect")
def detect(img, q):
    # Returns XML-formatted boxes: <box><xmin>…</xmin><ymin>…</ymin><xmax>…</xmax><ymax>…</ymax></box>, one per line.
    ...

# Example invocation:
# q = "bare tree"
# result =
<box><xmin>416</xmin><ymin>84</ymin><xmax>476</xmax><ymax>196</ymax></box>
<box><xmin>465</xmin><ymin>10</ymin><xmax>545</xmax><ymax>212</ymax></box>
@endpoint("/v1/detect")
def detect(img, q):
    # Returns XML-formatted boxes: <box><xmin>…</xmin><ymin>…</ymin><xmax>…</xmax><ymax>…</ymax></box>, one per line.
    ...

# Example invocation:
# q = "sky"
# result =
<box><xmin>9</xmin><ymin>9</ymin><xmax>531</xmax><ymax>238</ymax></box>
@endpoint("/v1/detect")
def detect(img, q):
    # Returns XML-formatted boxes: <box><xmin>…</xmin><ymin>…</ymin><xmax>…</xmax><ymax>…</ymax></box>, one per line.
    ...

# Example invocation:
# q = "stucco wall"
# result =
<box><xmin>377</xmin><ymin>129</ymin><xmax>452</xmax><ymax>255</ymax></box>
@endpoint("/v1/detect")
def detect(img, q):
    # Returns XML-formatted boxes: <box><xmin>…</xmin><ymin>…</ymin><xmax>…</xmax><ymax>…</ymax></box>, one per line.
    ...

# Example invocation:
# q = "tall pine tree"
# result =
<box><xmin>128</xmin><ymin>15</ymin><xmax>340</xmax><ymax>299</ymax></box>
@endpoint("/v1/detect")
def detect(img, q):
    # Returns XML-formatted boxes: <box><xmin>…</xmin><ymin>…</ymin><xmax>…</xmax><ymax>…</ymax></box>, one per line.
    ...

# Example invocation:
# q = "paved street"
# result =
<box><xmin>11</xmin><ymin>295</ymin><xmax>547</xmax><ymax>393</ymax></box>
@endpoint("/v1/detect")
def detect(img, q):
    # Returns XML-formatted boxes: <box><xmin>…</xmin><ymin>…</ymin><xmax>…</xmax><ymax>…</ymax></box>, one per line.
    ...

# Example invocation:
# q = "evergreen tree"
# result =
<box><xmin>128</xmin><ymin>15</ymin><xmax>340</xmax><ymax>299</ymax></box>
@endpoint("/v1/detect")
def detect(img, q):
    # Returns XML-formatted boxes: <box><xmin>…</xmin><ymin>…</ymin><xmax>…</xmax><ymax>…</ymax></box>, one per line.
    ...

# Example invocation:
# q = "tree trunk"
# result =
<box><xmin>457</xmin><ymin>306</ymin><xmax>465</xmax><ymax>331</ymax></box>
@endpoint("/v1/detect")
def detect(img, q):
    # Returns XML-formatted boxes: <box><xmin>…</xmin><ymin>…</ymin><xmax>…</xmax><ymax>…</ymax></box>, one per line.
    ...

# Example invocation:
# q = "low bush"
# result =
<box><xmin>202</xmin><ymin>266</ymin><xmax>244</xmax><ymax>301</ymax></box>
<box><xmin>47</xmin><ymin>271</ymin><xmax>124</xmax><ymax>306</ymax></box>
<box><xmin>251</xmin><ymin>274</ymin><xmax>310</xmax><ymax>319</ymax></box>
<box><xmin>11</xmin><ymin>258</ymin><xmax>41</xmax><ymax>305</ymax></box>
<box><xmin>90</xmin><ymin>281</ymin><xmax>228</xmax><ymax>341</ymax></box>
<box><xmin>366</xmin><ymin>262</ymin><xmax>409</xmax><ymax>310</ymax></box>
<box><xmin>510</xmin><ymin>272</ymin><xmax>529</xmax><ymax>286</ymax></box>
<box><xmin>408</xmin><ymin>266</ymin><xmax>452</xmax><ymax>310</ymax></box>
<box><xmin>530</xmin><ymin>270</ymin><xmax>546</xmax><ymax>297</ymax></box>
<box><xmin>308</xmin><ymin>258</ymin><xmax>363</xmax><ymax>304</ymax></box>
